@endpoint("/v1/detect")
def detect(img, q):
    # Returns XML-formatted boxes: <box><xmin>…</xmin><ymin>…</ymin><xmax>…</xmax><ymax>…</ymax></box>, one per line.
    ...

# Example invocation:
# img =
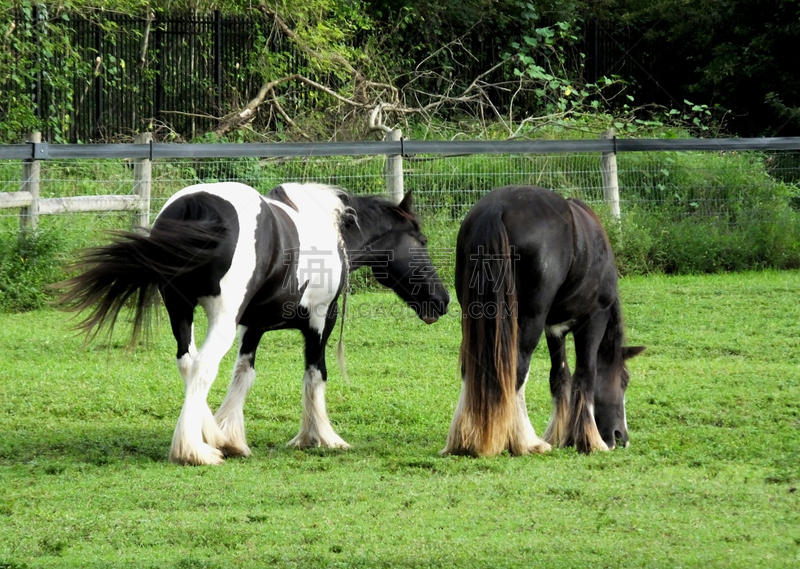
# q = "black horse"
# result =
<box><xmin>58</xmin><ymin>182</ymin><xmax>449</xmax><ymax>465</ymax></box>
<box><xmin>442</xmin><ymin>186</ymin><xmax>644</xmax><ymax>456</ymax></box>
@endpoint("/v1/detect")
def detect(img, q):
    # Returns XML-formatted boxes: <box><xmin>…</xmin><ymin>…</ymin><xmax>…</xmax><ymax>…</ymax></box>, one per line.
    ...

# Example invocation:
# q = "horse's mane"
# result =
<box><xmin>269</xmin><ymin>183</ymin><xmax>352</xmax><ymax>223</ymax></box>
<box><xmin>568</xmin><ymin>197</ymin><xmax>624</xmax><ymax>355</ymax></box>
<box><xmin>602</xmin><ymin>296</ymin><xmax>626</xmax><ymax>359</ymax></box>
<box><xmin>568</xmin><ymin>197</ymin><xmax>613</xmax><ymax>246</ymax></box>
<box><xmin>269</xmin><ymin>184</ymin><xmax>420</xmax><ymax>232</ymax></box>
<box><xmin>338</xmin><ymin>193</ymin><xmax>420</xmax><ymax>230</ymax></box>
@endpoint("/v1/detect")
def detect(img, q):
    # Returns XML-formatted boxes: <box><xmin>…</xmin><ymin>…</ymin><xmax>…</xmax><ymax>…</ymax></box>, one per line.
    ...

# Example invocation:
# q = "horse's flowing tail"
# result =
<box><xmin>442</xmin><ymin>206</ymin><xmax>520</xmax><ymax>456</ymax></box>
<box><xmin>55</xmin><ymin>219</ymin><xmax>228</xmax><ymax>344</ymax></box>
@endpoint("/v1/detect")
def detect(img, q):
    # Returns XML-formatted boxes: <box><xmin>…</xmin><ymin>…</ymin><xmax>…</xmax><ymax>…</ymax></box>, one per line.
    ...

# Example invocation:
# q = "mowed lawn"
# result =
<box><xmin>1</xmin><ymin>271</ymin><xmax>799</xmax><ymax>568</ymax></box>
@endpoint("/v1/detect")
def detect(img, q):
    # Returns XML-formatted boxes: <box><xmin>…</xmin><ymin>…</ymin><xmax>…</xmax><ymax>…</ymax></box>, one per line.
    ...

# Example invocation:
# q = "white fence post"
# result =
<box><xmin>385</xmin><ymin>129</ymin><xmax>404</xmax><ymax>204</ymax></box>
<box><xmin>20</xmin><ymin>131</ymin><xmax>41</xmax><ymax>234</ymax></box>
<box><xmin>133</xmin><ymin>132</ymin><xmax>153</xmax><ymax>228</ymax></box>
<box><xmin>600</xmin><ymin>128</ymin><xmax>620</xmax><ymax>220</ymax></box>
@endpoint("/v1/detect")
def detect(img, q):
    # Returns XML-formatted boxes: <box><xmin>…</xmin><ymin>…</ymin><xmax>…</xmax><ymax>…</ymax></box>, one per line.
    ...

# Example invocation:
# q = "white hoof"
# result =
<box><xmin>528</xmin><ymin>439</ymin><xmax>553</xmax><ymax>454</ymax></box>
<box><xmin>220</xmin><ymin>441</ymin><xmax>252</xmax><ymax>458</ymax></box>
<box><xmin>215</xmin><ymin>414</ymin><xmax>252</xmax><ymax>457</ymax></box>
<box><xmin>169</xmin><ymin>442</ymin><xmax>225</xmax><ymax>466</ymax></box>
<box><xmin>287</xmin><ymin>432</ymin><xmax>350</xmax><ymax>450</ymax></box>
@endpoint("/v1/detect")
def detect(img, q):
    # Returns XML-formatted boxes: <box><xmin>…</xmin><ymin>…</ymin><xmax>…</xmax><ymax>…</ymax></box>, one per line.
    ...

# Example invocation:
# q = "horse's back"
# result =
<box><xmin>460</xmin><ymin>185</ymin><xmax>617</xmax><ymax>321</ymax></box>
<box><xmin>460</xmin><ymin>185</ymin><xmax>569</xmax><ymax>232</ymax></box>
<box><xmin>154</xmin><ymin>182</ymin><xmax>274</xmax><ymax>322</ymax></box>
<box><xmin>459</xmin><ymin>185</ymin><xmax>572</xmax><ymax>273</ymax></box>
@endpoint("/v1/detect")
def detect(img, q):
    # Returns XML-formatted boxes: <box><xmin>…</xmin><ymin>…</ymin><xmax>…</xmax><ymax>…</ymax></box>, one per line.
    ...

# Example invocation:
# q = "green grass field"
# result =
<box><xmin>1</xmin><ymin>271</ymin><xmax>799</xmax><ymax>568</ymax></box>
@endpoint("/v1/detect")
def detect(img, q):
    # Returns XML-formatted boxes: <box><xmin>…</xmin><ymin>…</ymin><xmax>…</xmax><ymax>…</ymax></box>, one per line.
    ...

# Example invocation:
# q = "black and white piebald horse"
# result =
<box><xmin>442</xmin><ymin>185</ymin><xmax>644</xmax><ymax>457</ymax></box>
<box><xmin>58</xmin><ymin>182</ymin><xmax>449</xmax><ymax>465</ymax></box>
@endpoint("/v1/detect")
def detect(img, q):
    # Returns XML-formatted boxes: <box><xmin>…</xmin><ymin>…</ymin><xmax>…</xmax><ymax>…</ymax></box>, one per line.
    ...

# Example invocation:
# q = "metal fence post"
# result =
<box><xmin>214</xmin><ymin>10</ymin><xmax>222</xmax><ymax>112</ymax></box>
<box><xmin>20</xmin><ymin>131</ymin><xmax>42</xmax><ymax>234</ymax></box>
<box><xmin>94</xmin><ymin>22</ymin><xmax>104</xmax><ymax>139</ymax></box>
<box><xmin>154</xmin><ymin>19</ymin><xmax>163</xmax><ymax>125</ymax></box>
<box><xmin>600</xmin><ymin>129</ymin><xmax>620</xmax><ymax>219</ymax></box>
<box><xmin>385</xmin><ymin>129</ymin><xmax>404</xmax><ymax>203</ymax></box>
<box><xmin>133</xmin><ymin>132</ymin><xmax>153</xmax><ymax>228</ymax></box>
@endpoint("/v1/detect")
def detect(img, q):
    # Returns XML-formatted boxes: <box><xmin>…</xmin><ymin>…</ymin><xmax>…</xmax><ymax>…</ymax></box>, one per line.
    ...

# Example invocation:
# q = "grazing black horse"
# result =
<box><xmin>58</xmin><ymin>182</ymin><xmax>449</xmax><ymax>465</ymax></box>
<box><xmin>442</xmin><ymin>185</ymin><xmax>644</xmax><ymax>456</ymax></box>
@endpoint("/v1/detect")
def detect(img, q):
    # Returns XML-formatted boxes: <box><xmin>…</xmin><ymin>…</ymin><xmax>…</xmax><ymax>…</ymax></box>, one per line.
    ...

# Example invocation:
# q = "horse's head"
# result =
<box><xmin>594</xmin><ymin>344</ymin><xmax>646</xmax><ymax>449</ymax></box>
<box><xmin>343</xmin><ymin>191</ymin><xmax>449</xmax><ymax>324</ymax></box>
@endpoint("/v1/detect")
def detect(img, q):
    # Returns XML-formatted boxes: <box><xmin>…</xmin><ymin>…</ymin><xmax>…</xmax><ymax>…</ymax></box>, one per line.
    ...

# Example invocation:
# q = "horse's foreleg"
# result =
<box><xmin>288</xmin><ymin>363</ymin><xmax>350</xmax><ymax>449</ymax></box>
<box><xmin>215</xmin><ymin>326</ymin><xmax>263</xmax><ymax>457</ymax></box>
<box><xmin>564</xmin><ymin>314</ymin><xmax>609</xmax><ymax>454</ymax></box>
<box><xmin>543</xmin><ymin>330</ymin><xmax>573</xmax><ymax>448</ymax></box>
<box><xmin>170</xmin><ymin>306</ymin><xmax>237</xmax><ymax>466</ymax></box>
<box><xmin>288</xmin><ymin>314</ymin><xmax>349</xmax><ymax>449</ymax></box>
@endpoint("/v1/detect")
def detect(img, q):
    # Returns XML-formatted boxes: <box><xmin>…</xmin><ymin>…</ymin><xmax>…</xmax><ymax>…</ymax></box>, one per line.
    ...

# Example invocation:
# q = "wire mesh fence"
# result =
<box><xmin>1</xmin><ymin>148</ymin><xmax>799</xmax><ymax>300</ymax></box>
<box><xmin>3</xmin><ymin>150</ymin><xmax>797</xmax><ymax>220</ymax></box>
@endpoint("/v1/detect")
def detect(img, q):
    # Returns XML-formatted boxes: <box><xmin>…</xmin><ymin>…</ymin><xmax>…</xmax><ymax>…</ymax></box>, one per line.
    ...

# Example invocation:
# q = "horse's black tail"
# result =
<box><xmin>442</xmin><ymin>205</ymin><xmax>520</xmax><ymax>456</ymax></box>
<box><xmin>54</xmin><ymin>219</ymin><xmax>229</xmax><ymax>345</ymax></box>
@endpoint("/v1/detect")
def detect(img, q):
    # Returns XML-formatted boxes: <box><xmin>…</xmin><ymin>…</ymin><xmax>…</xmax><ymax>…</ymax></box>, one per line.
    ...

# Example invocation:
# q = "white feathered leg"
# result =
<box><xmin>511</xmin><ymin>373</ymin><xmax>551</xmax><ymax>455</ymax></box>
<box><xmin>170</xmin><ymin>307</ymin><xmax>236</xmax><ymax>466</ymax></box>
<box><xmin>215</xmin><ymin>337</ymin><xmax>256</xmax><ymax>457</ymax></box>
<box><xmin>288</xmin><ymin>366</ymin><xmax>349</xmax><ymax>449</ymax></box>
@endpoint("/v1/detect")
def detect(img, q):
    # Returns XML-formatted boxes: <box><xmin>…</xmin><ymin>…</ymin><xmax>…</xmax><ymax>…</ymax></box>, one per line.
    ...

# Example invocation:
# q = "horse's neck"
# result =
<box><xmin>341</xmin><ymin>224</ymin><xmax>381</xmax><ymax>271</ymax></box>
<box><xmin>341</xmin><ymin>199</ymin><xmax>397</xmax><ymax>272</ymax></box>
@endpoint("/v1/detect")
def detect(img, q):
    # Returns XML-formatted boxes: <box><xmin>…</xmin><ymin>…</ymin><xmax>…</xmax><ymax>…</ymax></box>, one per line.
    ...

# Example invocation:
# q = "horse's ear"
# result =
<box><xmin>622</xmin><ymin>346</ymin><xmax>646</xmax><ymax>360</ymax></box>
<box><xmin>398</xmin><ymin>191</ymin><xmax>413</xmax><ymax>213</ymax></box>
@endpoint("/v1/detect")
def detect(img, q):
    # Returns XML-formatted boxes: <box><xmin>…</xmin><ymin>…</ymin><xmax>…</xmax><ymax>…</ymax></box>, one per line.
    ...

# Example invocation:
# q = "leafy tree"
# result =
<box><xmin>587</xmin><ymin>0</ymin><xmax>800</xmax><ymax>136</ymax></box>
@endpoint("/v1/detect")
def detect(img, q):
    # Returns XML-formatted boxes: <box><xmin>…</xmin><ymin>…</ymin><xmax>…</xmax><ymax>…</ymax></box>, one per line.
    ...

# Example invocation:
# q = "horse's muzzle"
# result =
<box><xmin>415</xmin><ymin>293</ymin><xmax>449</xmax><ymax>324</ymax></box>
<box><xmin>408</xmin><ymin>287</ymin><xmax>450</xmax><ymax>324</ymax></box>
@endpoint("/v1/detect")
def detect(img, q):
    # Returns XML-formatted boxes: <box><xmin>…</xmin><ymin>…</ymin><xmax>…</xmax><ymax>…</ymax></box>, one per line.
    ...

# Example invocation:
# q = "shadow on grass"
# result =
<box><xmin>0</xmin><ymin>422</ymin><xmax>450</xmax><ymax>471</ymax></box>
<box><xmin>0</xmin><ymin>425</ymin><xmax>171</xmax><ymax>468</ymax></box>
<box><xmin>0</xmin><ymin>423</ymin><xmax>569</xmax><ymax>475</ymax></box>
<box><xmin>1</xmin><ymin>424</ymin><xmax>447</xmax><ymax>470</ymax></box>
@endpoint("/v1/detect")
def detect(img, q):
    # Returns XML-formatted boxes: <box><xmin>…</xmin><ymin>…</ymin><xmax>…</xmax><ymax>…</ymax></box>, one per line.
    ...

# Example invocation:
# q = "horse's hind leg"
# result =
<box><xmin>510</xmin><ymin>317</ymin><xmax>551</xmax><ymax>455</ymax></box>
<box><xmin>565</xmin><ymin>312</ymin><xmax>610</xmax><ymax>453</ymax></box>
<box><xmin>170</xmin><ymin>297</ymin><xmax>238</xmax><ymax>466</ymax></box>
<box><xmin>214</xmin><ymin>326</ymin><xmax>264</xmax><ymax>457</ymax></box>
<box><xmin>543</xmin><ymin>330</ymin><xmax>573</xmax><ymax>447</ymax></box>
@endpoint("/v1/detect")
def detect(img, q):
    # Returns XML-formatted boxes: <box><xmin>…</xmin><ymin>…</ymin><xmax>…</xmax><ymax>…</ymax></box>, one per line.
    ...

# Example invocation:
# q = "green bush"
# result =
<box><xmin>608</xmin><ymin>150</ymin><xmax>800</xmax><ymax>274</ymax></box>
<box><xmin>610</xmin><ymin>209</ymin><xmax>800</xmax><ymax>275</ymax></box>
<box><xmin>0</xmin><ymin>228</ymin><xmax>65</xmax><ymax>312</ymax></box>
<box><xmin>618</xmin><ymin>151</ymin><xmax>792</xmax><ymax>219</ymax></box>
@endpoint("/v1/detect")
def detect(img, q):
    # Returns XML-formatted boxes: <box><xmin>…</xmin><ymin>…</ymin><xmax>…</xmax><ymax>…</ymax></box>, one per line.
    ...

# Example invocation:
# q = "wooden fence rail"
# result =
<box><xmin>12</xmin><ymin>195</ymin><xmax>144</xmax><ymax>216</ymax></box>
<box><xmin>4</xmin><ymin>132</ymin><xmax>152</xmax><ymax>232</ymax></box>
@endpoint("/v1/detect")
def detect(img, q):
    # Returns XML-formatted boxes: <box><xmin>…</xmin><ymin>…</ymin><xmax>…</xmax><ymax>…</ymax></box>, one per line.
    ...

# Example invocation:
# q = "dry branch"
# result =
<box><xmin>212</xmin><ymin>5</ymin><xmax>604</xmax><ymax>139</ymax></box>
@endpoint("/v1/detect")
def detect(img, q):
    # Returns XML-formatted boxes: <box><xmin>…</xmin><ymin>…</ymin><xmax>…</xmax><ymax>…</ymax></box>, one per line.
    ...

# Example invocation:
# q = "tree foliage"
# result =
<box><xmin>2</xmin><ymin>0</ymin><xmax>796</xmax><ymax>140</ymax></box>
<box><xmin>587</xmin><ymin>0</ymin><xmax>800</xmax><ymax>136</ymax></box>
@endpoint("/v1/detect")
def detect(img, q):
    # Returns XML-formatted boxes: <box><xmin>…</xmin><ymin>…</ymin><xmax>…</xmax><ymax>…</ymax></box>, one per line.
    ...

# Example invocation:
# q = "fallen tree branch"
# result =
<box><xmin>210</xmin><ymin>5</ymin><xmax>613</xmax><ymax>140</ymax></box>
